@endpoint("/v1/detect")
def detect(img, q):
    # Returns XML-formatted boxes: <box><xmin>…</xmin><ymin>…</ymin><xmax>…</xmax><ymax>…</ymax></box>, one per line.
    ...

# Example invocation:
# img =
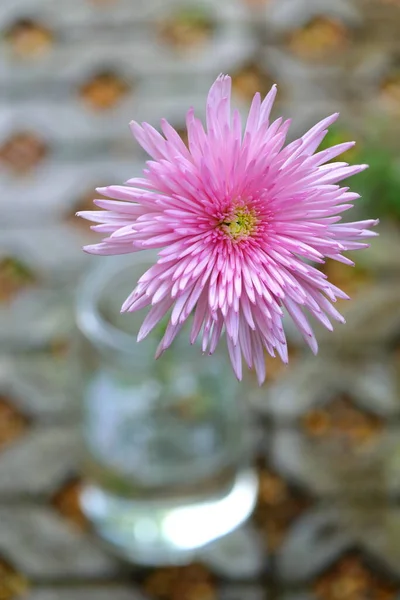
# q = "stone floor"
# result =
<box><xmin>2</xmin><ymin>0</ymin><xmax>400</xmax><ymax>598</ymax></box>
<box><xmin>2</xmin><ymin>317</ymin><xmax>400</xmax><ymax>599</ymax></box>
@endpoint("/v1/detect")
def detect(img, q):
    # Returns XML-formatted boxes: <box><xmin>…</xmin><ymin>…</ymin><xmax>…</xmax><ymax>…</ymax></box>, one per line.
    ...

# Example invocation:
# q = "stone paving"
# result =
<box><xmin>2</xmin><ymin>0</ymin><xmax>400</xmax><ymax>598</ymax></box>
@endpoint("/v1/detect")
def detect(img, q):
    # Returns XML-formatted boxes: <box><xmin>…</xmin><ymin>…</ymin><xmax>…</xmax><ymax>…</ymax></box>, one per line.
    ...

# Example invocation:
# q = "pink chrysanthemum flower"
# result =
<box><xmin>78</xmin><ymin>74</ymin><xmax>378</xmax><ymax>384</ymax></box>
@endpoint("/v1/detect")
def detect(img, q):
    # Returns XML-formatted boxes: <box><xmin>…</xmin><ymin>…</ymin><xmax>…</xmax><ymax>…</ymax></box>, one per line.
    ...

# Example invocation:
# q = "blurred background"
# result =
<box><xmin>2</xmin><ymin>0</ymin><xmax>400</xmax><ymax>598</ymax></box>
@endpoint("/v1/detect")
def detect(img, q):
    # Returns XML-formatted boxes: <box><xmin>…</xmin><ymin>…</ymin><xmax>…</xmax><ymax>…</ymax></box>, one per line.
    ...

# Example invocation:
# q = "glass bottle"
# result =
<box><xmin>76</xmin><ymin>253</ymin><xmax>258</xmax><ymax>565</ymax></box>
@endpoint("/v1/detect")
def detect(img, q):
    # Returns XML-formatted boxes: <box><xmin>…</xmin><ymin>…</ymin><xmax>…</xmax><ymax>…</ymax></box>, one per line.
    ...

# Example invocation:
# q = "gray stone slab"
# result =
<box><xmin>219</xmin><ymin>584</ymin><xmax>267</xmax><ymax>600</ymax></box>
<box><xmin>344</xmin><ymin>507</ymin><xmax>400</xmax><ymax>579</ymax></box>
<box><xmin>5</xmin><ymin>350</ymin><xmax>82</xmax><ymax>421</ymax></box>
<box><xmin>276</xmin><ymin>504</ymin><xmax>400</xmax><ymax>584</ymax></box>
<box><xmin>0</xmin><ymin>158</ymin><xmax>141</xmax><ymax>226</ymax></box>
<box><xmin>25</xmin><ymin>587</ymin><xmax>146</xmax><ymax>600</ymax></box>
<box><xmin>280</xmin><ymin>589</ymin><xmax>400</xmax><ymax>599</ymax></box>
<box><xmin>271</xmin><ymin>427</ymin><xmax>400</xmax><ymax>498</ymax></box>
<box><xmin>0</xmin><ymin>6</ymin><xmax>252</xmax><ymax>82</ymax></box>
<box><xmin>313</xmin><ymin>283</ymin><xmax>400</xmax><ymax>349</ymax></box>
<box><xmin>201</xmin><ymin>525</ymin><xmax>266</xmax><ymax>580</ymax></box>
<box><xmin>0</xmin><ymin>506</ymin><xmax>123</xmax><ymax>579</ymax></box>
<box><xmin>250</xmin><ymin>353</ymin><xmax>400</xmax><ymax>422</ymax></box>
<box><xmin>267</xmin><ymin>0</ymin><xmax>361</xmax><ymax>31</ymax></box>
<box><xmin>0</xmin><ymin>426</ymin><xmax>80</xmax><ymax>496</ymax></box>
<box><xmin>0</xmin><ymin>226</ymin><xmax>89</xmax><ymax>283</ymax></box>
<box><xmin>275</xmin><ymin>508</ymin><xmax>354</xmax><ymax>583</ymax></box>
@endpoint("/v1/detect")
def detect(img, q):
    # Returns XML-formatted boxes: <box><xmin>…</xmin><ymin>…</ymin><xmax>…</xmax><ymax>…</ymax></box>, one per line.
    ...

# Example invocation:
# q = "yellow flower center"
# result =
<box><xmin>221</xmin><ymin>207</ymin><xmax>257</xmax><ymax>240</ymax></box>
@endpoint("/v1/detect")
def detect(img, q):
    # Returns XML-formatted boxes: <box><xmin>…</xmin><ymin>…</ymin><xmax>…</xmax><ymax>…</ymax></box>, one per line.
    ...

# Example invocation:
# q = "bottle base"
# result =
<box><xmin>80</xmin><ymin>468</ymin><xmax>258</xmax><ymax>566</ymax></box>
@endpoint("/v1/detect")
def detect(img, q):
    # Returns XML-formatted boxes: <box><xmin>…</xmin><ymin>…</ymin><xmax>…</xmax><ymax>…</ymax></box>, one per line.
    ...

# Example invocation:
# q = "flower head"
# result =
<box><xmin>78</xmin><ymin>74</ymin><xmax>378</xmax><ymax>384</ymax></box>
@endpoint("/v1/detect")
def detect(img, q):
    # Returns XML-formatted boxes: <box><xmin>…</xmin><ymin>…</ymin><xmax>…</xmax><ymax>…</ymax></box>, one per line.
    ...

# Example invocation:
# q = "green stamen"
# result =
<box><xmin>221</xmin><ymin>207</ymin><xmax>257</xmax><ymax>240</ymax></box>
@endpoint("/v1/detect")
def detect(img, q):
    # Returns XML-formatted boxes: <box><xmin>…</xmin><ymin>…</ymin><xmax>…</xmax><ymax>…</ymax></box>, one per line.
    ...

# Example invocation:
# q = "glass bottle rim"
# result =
<box><xmin>76</xmin><ymin>253</ymin><xmax>154</xmax><ymax>356</ymax></box>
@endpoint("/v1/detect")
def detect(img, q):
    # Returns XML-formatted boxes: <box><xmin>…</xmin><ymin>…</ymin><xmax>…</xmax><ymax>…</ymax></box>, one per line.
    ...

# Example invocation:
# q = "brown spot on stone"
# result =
<box><xmin>0</xmin><ymin>556</ymin><xmax>29</xmax><ymax>600</ymax></box>
<box><xmin>287</xmin><ymin>17</ymin><xmax>350</xmax><ymax>63</ymax></box>
<box><xmin>0</xmin><ymin>132</ymin><xmax>48</xmax><ymax>174</ymax></box>
<box><xmin>0</xmin><ymin>395</ymin><xmax>30</xmax><ymax>452</ymax></box>
<box><xmin>232</xmin><ymin>62</ymin><xmax>276</xmax><ymax>104</ymax></box>
<box><xmin>52</xmin><ymin>478</ymin><xmax>88</xmax><ymax>531</ymax></box>
<box><xmin>313</xmin><ymin>553</ymin><xmax>397</xmax><ymax>600</ymax></box>
<box><xmin>142</xmin><ymin>563</ymin><xmax>216</xmax><ymax>600</ymax></box>
<box><xmin>175</xmin><ymin>126</ymin><xmax>189</xmax><ymax>148</ymax></box>
<box><xmin>158</xmin><ymin>8</ymin><xmax>215</xmax><ymax>51</ymax></box>
<box><xmin>69</xmin><ymin>186</ymin><xmax>109</xmax><ymax>232</ymax></box>
<box><xmin>264</xmin><ymin>345</ymin><xmax>298</xmax><ymax>383</ymax></box>
<box><xmin>5</xmin><ymin>19</ymin><xmax>53</xmax><ymax>60</ymax></box>
<box><xmin>0</xmin><ymin>257</ymin><xmax>37</xmax><ymax>304</ymax></box>
<box><xmin>302</xmin><ymin>394</ymin><xmax>384</xmax><ymax>450</ymax></box>
<box><xmin>253</xmin><ymin>464</ymin><xmax>312</xmax><ymax>552</ymax></box>
<box><xmin>80</xmin><ymin>71</ymin><xmax>130</xmax><ymax>111</ymax></box>
<box><xmin>320</xmin><ymin>260</ymin><xmax>372</xmax><ymax>300</ymax></box>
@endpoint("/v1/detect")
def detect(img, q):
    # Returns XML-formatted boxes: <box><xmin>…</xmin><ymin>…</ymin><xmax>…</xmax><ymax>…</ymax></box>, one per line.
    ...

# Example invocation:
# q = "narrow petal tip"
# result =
<box><xmin>82</xmin><ymin>244</ymin><xmax>99</xmax><ymax>255</ymax></box>
<box><xmin>268</xmin><ymin>83</ymin><xmax>278</xmax><ymax>94</ymax></box>
<box><xmin>96</xmin><ymin>186</ymin><xmax>109</xmax><ymax>195</ymax></box>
